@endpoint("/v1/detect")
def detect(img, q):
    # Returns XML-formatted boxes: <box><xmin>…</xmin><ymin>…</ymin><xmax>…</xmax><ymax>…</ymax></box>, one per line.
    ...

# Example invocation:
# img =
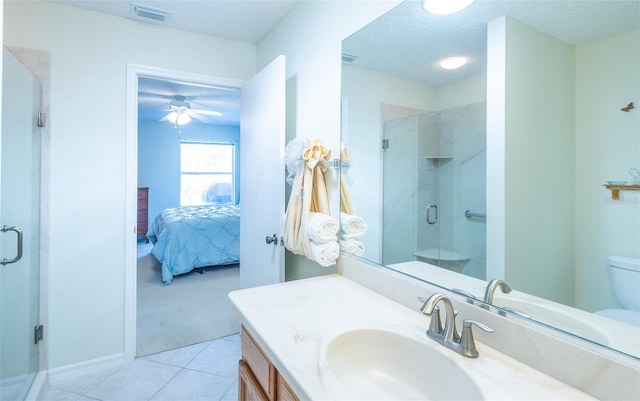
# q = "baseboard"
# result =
<box><xmin>48</xmin><ymin>353</ymin><xmax>125</xmax><ymax>383</ymax></box>
<box><xmin>25</xmin><ymin>371</ymin><xmax>48</xmax><ymax>401</ymax></box>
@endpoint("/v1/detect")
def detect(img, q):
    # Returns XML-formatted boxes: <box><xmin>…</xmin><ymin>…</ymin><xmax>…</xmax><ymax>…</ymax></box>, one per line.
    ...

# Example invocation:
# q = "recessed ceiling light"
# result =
<box><xmin>439</xmin><ymin>56</ymin><xmax>468</xmax><ymax>70</ymax></box>
<box><xmin>422</xmin><ymin>0</ymin><xmax>475</xmax><ymax>15</ymax></box>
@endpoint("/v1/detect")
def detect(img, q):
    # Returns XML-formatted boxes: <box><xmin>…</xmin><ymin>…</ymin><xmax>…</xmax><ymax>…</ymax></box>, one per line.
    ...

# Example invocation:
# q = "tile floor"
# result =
<box><xmin>42</xmin><ymin>333</ymin><xmax>241</xmax><ymax>401</ymax></box>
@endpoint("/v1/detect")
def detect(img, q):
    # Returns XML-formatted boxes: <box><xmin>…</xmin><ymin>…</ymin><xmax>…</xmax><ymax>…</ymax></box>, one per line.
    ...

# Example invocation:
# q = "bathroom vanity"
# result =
<box><xmin>230</xmin><ymin>266</ymin><xmax>605</xmax><ymax>400</ymax></box>
<box><xmin>239</xmin><ymin>325</ymin><xmax>299</xmax><ymax>401</ymax></box>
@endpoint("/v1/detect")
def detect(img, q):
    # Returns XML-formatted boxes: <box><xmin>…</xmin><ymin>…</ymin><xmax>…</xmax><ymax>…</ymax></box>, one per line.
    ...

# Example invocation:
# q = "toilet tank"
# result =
<box><xmin>608</xmin><ymin>256</ymin><xmax>640</xmax><ymax>311</ymax></box>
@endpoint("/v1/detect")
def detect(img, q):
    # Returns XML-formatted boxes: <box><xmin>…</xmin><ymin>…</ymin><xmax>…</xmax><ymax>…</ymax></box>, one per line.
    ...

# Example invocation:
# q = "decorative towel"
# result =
<box><xmin>308</xmin><ymin>212</ymin><xmax>339</xmax><ymax>243</ymax></box>
<box><xmin>310</xmin><ymin>240</ymin><xmax>340</xmax><ymax>267</ymax></box>
<box><xmin>339</xmin><ymin>238</ymin><xmax>365</xmax><ymax>257</ymax></box>
<box><xmin>340</xmin><ymin>146</ymin><xmax>355</xmax><ymax>215</ymax></box>
<box><xmin>340</xmin><ymin>212</ymin><xmax>367</xmax><ymax>236</ymax></box>
<box><xmin>283</xmin><ymin>138</ymin><xmax>333</xmax><ymax>263</ymax></box>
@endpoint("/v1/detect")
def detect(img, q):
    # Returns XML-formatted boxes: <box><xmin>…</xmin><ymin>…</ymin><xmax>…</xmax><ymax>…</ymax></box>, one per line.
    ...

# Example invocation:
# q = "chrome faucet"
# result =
<box><xmin>483</xmin><ymin>279</ymin><xmax>512</xmax><ymax>304</ymax></box>
<box><xmin>420</xmin><ymin>293</ymin><xmax>493</xmax><ymax>358</ymax></box>
<box><xmin>421</xmin><ymin>293</ymin><xmax>457</xmax><ymax>342</ymax></box>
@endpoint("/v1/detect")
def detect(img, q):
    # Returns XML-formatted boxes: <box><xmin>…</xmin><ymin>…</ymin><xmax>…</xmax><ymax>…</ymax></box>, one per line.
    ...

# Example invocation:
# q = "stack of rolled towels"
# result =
<box><xmin>339</xmin><ymin>212</ymin><xmax>367</xmax><ymax>257</ymax></box>
<box><xmin>307</xmin><ymin>212</ymin><xmax>340</xmax><ymax>267</ymax></box>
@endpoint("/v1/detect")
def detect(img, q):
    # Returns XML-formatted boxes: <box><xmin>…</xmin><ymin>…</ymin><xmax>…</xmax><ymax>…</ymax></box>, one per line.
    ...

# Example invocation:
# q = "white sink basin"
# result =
<box><xmin>492</xmin><ymin>295</ymin><xmax>610</xmax><ymax>345</ymax></box>
<box><xmin>319</xmin><ymin>328</ymin><xmax>484</xmax><ymax>400</ymax></box>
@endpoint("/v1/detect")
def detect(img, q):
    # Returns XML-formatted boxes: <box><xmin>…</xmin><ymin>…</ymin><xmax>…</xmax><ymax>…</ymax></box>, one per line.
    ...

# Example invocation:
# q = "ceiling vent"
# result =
<box><xmin>130</xmin><ymin>3</ymin><xmax>171</xmax><ymax>22</ymax></box>
<box><xmin>341</xmin><ymin>53</ymin><xmax>359</xmax><ymax>63</ymax></box>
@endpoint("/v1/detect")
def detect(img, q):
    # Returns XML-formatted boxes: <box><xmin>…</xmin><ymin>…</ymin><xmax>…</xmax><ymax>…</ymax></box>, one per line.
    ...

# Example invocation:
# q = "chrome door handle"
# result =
<box><xmin>1</xmin><ymin>225</ymin><xmax>23</xmax><ymax>265</ymax></box>
<box><xmin>265</xmin><ymin>233</ymin><xmax>278</xmax><ymax>246</ymax></box>
<box><xmin>426</xmin><ymin>204</ymin><xmax>438</xmax><ymax>224</ymax></box>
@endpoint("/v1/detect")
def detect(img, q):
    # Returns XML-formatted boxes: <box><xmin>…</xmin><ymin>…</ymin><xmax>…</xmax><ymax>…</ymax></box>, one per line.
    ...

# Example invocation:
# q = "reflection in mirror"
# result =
<box><xmin>340</xmin><ymin>0</ymin><xmax>639</xmax><ymax>359</ymax></box>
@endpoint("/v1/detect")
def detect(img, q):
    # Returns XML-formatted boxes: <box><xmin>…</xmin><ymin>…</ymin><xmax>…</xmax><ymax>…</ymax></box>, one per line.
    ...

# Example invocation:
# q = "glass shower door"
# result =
<box><xmin>0</xmin><ymin>47</ymin><xmax>42</xmax><ymax>401</ymax></box>
<box><xmin>382</xmin><ymin>112</ymin><xmax>442</xmax><ymax>265</ymax></box>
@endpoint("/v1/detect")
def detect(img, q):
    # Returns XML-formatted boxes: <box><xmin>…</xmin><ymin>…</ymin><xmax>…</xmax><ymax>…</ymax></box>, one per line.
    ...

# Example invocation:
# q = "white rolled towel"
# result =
<box><xmin>308</xmin><ymin>212</ymin><xmax>339</xmax><ymax>243</ymax></box>
<box><xmin>310</xmin><ymin>240</ymin><xmax>340</xmax><ymax>267</ymax></box>
<box><xmin>340</xmin><ymin>212</ymin><xmax>367</xmax><ymax>236</ymax></box>
<box><xmin>339</xmin><ymin>238</ymin><xmax>365</xmax><ymax>257</ymax></box>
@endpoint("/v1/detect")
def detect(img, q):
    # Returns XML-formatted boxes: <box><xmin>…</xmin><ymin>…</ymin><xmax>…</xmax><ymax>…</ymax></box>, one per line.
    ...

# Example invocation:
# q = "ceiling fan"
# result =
<box><xmin>160</xmin><ymin>95</ymin><xmax>223</xmax><ymax>126</ymax></box>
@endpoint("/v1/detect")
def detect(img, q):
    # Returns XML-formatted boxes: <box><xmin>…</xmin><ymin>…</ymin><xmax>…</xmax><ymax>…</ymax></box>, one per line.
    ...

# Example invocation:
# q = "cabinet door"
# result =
<box><xmin>239</xmin><ymin>360</ymin><xmax>270</xmax><ymax>401</ymax></box>
<box><xmin>276</xmin><ymin>374</ymin><xmax>299</xmax><ymax>401</ymax></box>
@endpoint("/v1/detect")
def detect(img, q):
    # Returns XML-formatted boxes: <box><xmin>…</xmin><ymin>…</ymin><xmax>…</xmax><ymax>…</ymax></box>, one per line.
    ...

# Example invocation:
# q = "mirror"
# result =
<box><xmin>340</xmin><ymin>0</ymin><xmax>640</xmax><ymax>359</ymax></box>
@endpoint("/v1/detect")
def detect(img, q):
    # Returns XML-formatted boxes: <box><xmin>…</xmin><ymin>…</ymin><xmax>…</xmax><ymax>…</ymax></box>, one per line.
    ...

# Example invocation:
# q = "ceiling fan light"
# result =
<box><xmin>422</xmin><ymin>0</ymin><xmax>475</xmax><ymax>15</ymax></box>
<box><xmin>176</xmin><ymin>113</ymin><xmax>191</xmax><ymax>126</ymax></box>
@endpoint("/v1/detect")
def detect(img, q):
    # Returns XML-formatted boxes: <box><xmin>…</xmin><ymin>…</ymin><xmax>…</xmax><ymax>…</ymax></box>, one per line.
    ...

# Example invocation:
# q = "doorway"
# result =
<box><xmin>124</xmin><ymin>65</ymin><xmax>245</xmax><ymax>360</ymax></box>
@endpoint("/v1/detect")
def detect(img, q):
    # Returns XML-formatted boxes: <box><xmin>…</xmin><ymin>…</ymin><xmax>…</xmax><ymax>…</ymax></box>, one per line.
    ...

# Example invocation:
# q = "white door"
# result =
<box><xmin>239</xmin><ymin>55</ymin><xmax>286</xmax><ymax>289</ymax></box>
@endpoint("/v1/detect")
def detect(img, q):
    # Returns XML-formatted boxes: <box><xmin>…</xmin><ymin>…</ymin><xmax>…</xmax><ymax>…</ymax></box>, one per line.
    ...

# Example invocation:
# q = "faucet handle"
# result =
<box><xmin>427</xmin><ymin>306</ymin><xmax>443</xmax><ymax>336</ymax></box>
<box><xmin>459</xmin><ymin>320</ymin><xmax>494</xmax><ymax>358</ymax></box>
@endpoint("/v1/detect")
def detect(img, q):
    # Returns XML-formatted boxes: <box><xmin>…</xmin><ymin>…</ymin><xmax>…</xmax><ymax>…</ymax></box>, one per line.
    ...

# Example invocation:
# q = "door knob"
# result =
<box><xmin>265</xmin><ymin>234</ymin><xmax>278</xmax><ymax>245</ymax></box>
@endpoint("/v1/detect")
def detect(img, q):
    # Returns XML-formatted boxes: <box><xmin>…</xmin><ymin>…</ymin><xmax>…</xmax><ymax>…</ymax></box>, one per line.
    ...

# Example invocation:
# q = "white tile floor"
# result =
<box><xmin>42</xmin><ymin>333</ymin><xmax>241</xmax><ymax>401</ymax></box>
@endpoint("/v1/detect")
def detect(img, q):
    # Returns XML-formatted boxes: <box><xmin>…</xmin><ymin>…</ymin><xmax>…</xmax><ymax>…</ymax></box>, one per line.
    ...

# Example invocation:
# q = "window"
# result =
<box><xmin>180</xmin><ymin>142</ymin><xmax>235</xmax><ymax>206</ymax></box>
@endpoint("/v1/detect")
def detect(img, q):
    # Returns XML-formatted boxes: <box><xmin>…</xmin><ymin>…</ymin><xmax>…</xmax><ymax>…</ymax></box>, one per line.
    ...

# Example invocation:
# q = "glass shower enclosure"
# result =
<box><xmin>0</xmin><ymin>47</ymin><xmax>43</xmax><ymax>401</ymax></box>
<box><xmin>382</xmin><ymin>102</ymin><xmax>487</xmax><ymax>280</ymax></box>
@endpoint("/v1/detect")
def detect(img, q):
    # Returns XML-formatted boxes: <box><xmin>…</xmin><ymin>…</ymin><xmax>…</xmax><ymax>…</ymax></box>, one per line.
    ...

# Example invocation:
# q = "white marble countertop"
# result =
<box><xmin>229</xmin><ymin>274</ymin><xmax>595</xmax><ymax>400</ymax></box>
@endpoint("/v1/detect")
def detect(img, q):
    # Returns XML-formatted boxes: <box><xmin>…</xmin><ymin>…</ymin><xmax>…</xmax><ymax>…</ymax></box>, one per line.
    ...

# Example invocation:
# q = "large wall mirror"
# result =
<box><xmin>340</xmin><ymin>0</ymin><xmax>639</xmax><ymax>360</ymax></box>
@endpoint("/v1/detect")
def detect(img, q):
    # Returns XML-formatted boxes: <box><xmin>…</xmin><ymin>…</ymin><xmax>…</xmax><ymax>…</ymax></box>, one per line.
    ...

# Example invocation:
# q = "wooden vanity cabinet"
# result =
<box><xmin>239</xmin><ymin>325</ymin><xmax>300</xmax><ymax>401</ymax></box>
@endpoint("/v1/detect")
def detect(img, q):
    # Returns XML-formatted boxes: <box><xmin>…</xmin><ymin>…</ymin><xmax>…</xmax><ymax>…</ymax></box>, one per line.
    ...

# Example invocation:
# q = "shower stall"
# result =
<box><xmin>382</xmin><ymin>102</ymin><xmax>487</xmax><ymax>279</ymax></box>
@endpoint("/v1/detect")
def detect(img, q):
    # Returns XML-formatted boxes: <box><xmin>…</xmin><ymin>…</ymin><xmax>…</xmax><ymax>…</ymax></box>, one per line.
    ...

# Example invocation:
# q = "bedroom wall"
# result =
<box><xmin>4</xmin><ymin>0</ymin><xmax>255</xmax><ymax>370</ymax></box>
<box><xmin>256</xmin><ymin>0</ymin><xmax>402</xmax><ymax>280</ymax></box>
<box><xmin>138</xmin><ymin>120</ymin><xmax>241</xmax><ymax>222</ymax></box>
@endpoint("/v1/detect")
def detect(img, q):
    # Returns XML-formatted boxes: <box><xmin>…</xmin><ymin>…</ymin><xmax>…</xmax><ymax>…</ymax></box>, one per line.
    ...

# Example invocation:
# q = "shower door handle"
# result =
<box><xmin>1</xmin><ymin>225</ymin><xmax>23</xmax><ymax>265</ymax></box>
<box><xmin>426</xmin><ymin>204</ymin><xmax>438</xmax><ymax>225</ymax></box>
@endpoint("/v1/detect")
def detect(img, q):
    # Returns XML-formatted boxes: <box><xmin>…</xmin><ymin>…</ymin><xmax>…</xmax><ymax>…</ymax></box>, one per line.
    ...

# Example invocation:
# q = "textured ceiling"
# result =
<box><xmin>344</xmin><ymin>0</ymin><xmax>640</xmax><ymax>87</ymax></box>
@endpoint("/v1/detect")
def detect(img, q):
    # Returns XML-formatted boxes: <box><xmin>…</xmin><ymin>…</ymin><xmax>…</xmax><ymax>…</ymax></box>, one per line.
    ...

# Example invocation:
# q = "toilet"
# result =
<box><xmin>595</xmin><ymin>256</ymin><xmax>640</xmax><ymax>327</ymax></box>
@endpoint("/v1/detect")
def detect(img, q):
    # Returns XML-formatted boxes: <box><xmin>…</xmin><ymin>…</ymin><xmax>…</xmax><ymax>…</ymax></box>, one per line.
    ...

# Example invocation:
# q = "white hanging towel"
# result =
<box><xmin>310</xmin><ymin>240</ymin><xmax>340</xmax><ymax>267</ymax></box>
<box><xmin>339</xmin><ymin>238</ymin><xmax>365</xmax><ymax>257</ymax></box>
<box><xmin>340</xmin><ymin>212</ymin><xmax>368</xmax><ymax>237</ymax></box>
<box><xmin>308</xmin><ymin>212</ymin><xmax>339</xmax><ymax>243</ymax></box>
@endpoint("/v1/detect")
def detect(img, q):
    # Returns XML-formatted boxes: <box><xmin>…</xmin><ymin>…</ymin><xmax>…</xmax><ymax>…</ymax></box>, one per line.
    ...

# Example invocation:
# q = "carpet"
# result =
<box><xmin>136</xmin><ymin>243</ymin><xmax>240</xmax><ymax>356</ymax></box>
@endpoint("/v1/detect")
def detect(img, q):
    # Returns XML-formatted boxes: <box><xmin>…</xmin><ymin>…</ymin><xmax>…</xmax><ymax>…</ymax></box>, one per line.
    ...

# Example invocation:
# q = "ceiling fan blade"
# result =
<box><xmin>188</xmin><ymin>112</ymin><xmax>209</xmax><ymax>122</ymax></box>
<box><xmin>159</xmin><ymin>114</ymin><xmax>172</xmax><ymax>122</ymax></box>
<box><xmin>190</xmin><ymin>108</ymin><xmax>223</xmax><ymax>117</ymax></box>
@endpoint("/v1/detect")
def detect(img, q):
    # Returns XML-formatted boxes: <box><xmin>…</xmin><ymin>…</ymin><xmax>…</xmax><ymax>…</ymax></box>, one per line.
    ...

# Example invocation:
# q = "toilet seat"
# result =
<box><xmin>595</xmin><ymin>309</ymin><xmax>640</xmax><ymax>327</ymax></box>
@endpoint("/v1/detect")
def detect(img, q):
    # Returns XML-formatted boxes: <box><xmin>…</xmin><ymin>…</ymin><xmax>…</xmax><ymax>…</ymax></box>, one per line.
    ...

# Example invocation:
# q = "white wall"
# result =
<box><xmin>488</xmin><ymin>19</ymin><xmax>639</xmax><ymax>310</ymax></box>
<box><xmin>138</xmin><ymin>121</ymin><xmax>240</xmax><ymax>221</ymax></box>
<box><xmin>256</xmin><ymin>1</ymin><xmax>402</xmax><ymax>280</ymax></box>
<box><xmin>4</xmin><ymin>1</ymin><xmax>255</xmax><ymax>369</ymax></box>
<box><xmin>342</xmin><ymin>65</ymin><xmax>436</xmax><ymax>261</ymax></box>
<box><xmin>498</xmin><ymin>17</ymin><xmax>576</xmax><ymax>305</ymax></box>
<box><xmin>574</xmin><ymin>29</ymin><xmax>640</xmax><ymax>312</ymax></box>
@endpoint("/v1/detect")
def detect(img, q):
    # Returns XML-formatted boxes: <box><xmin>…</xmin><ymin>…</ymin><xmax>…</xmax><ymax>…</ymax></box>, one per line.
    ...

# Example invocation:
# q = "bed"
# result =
<box><xmin>147</xmin><ymin>204</ymin><xmax>240</xmax><ymax>284</ymax></box>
